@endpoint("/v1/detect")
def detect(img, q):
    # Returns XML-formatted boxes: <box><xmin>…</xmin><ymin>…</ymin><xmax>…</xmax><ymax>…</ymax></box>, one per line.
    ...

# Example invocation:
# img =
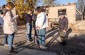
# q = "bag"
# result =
<box><xmin>59</xmin><ymin>30</ymin><xmax>66</xmax><ymax>37</ymax></box>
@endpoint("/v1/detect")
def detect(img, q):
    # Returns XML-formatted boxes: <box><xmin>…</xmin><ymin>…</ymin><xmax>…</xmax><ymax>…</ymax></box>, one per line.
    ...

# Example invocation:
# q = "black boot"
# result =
<box><xmin>60</xmin><ymin>41</ymin><xmax>66</xmax><ymax>46</ymax></box>
<box><xmin>8</xmin><ymin>47</ymin><xmax>17</xmax><ymax>54</ymax></box>
<box><xmin>27</xmin><ymin>34</ymin><xmax>33</xmax><ymax>42</ymax></box>
<box><xmin>8</xmin><ymin>49</ymin><xmax>13</xmax><ymax>54</ymax></box>
<box><xmin>29</xmin><ymin>38</ymin><xmax>33</xmax><ymax>42</ymax></box>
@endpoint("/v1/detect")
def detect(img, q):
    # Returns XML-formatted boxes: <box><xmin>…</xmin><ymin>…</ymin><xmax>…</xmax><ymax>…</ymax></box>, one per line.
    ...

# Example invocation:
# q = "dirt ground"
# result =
<box><xmin>0</xmin><ymin>25</ymin><xmax>85</xmax><ymax>55</ymax></box>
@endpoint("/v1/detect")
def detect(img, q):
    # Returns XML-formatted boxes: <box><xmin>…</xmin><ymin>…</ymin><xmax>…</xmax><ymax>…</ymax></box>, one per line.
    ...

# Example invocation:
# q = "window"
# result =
<box><xmin>58</xmin><ymin>9</ymin><xmax>66</xmax><ymax>16</ymax></box>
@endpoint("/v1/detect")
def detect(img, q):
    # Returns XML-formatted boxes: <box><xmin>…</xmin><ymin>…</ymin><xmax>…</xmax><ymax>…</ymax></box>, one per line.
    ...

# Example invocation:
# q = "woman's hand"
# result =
<box><xmin>11</xmin><ymin>19</ymin><xmax>15</xmax><ymax>22</ymax></box>
<box><xmin>36</xmin><ymin>26</ymin><xmax>40</xmax><ymax>29</ymax></box>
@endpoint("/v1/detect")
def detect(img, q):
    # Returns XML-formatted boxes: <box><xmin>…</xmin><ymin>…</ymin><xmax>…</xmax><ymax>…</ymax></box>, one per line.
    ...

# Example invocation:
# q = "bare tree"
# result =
<box><xmin>43</xmin><ymin>0</ymin><xmax>57</xmax><ymax>6</ymax></box>
<box><xmin>77</xmin><ymin>0</ymin><xmax>85</xmax><ymax>20</ymax></box>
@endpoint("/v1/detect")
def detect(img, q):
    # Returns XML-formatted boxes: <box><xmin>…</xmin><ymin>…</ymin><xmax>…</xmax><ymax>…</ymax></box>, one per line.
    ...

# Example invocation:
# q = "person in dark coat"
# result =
<box><xmin>26</xmin><ymin>10</ymin><xmax>33</xmax><ymax>42</ymax></box>
<box><xmin>59</xmin><ymin>15</ymin><xmax>68</xmax><ymax>45</ymax></box>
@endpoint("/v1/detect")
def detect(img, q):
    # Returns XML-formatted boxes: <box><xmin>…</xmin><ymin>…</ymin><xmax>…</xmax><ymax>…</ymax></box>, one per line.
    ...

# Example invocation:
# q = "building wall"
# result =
<box><xmin>48</xmin><ymin>5</ymin><xmax>76</xmax><ymax>24</ymax></box>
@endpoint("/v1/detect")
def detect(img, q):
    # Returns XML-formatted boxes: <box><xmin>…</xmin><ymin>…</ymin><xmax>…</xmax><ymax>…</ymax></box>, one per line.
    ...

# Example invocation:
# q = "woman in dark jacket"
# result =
<box><xmin>26</xmin><ymin>10</ymin><xmax>33</xmax><ymax>42</ymax></box>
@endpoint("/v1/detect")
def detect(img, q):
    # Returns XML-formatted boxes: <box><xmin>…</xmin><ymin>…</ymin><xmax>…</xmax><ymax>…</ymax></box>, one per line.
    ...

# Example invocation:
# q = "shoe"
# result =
<box><xmin>34</xmin><ymin>40</ymin><xmax>39</xmax><ymax>45</ymax></box>
<box><xmin>25</xmin><ymin>40</ymin><xmax>33</xmax><ymax>45</ymax></box>
<box><xmin>8</xmin><ymin>50</ymin><xmax>17</xmax><ymax>55</ymax></box>
<box><xmin>29</xmin><ymin>39</ymin><xmax>33</xmax><ymax>42</ymax></box>
<box><xmin>4</xmin><ymin>44</ymin><xmax>9</xmax><ymax>47</ymax></box>
<box><xmin>8</xmin><ymin>47</ymin><xmax>17</xmax><ymax>54</ymax></box>
<box><xmin>40</xmin><ymin>45</ymin><xmax>47</xmax><ymax>49</ymax></box>
<box><xmin>4</xmin><ymin>44</ymin><xmax>16</xmax><ymax>47</ymax></box>
<box><xmin>34</xmin><ymin>41</ymin><xmax>38</xmax><ymax>45</ymax></box>
<box><xmin>60</xmin><ymin>41</ymin><xmax>66</xmax><ymax>46</ymax></box>
<box><xmin>8</xmin><ymin>50</ymin><xmax>13</xmax><ymax>54</ymax></box>
<box><xmin>8</xmin><ymin>48</ymin><xmax>14</xmax><ymax>54</ymax></box>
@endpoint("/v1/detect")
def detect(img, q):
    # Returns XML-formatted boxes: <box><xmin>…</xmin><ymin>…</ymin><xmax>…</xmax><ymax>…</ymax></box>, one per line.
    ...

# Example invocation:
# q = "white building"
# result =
<box><xmin>48</xmin><ymin>3</ymin><xmax>76</xmax><ymax>26</ymax></box>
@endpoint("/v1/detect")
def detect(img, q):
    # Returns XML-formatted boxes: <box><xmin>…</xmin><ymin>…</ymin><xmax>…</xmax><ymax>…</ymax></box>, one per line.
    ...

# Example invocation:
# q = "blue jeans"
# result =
<box><xmin>8</xmin><ymin>33</ymin><xmax>15</xmax><ymax>50</ymax></box>
<box><xmin>26</xmin><ymin>23</ymin><xmax>32</xmax><ymax>40</ymax></box>
<box><xmin>37</xmin><ymin>28</ymin><xmax>46</xmax><ymax>46</ymax></box>
<box><xmin>4</xmin><ymin>33</ymin><xmax>14</xmax><ymax>50</ymax></box>
<box><xmin>4</xmin><ymin>34</ymin><xmax>8</xmax><ymax>44</ymax></box>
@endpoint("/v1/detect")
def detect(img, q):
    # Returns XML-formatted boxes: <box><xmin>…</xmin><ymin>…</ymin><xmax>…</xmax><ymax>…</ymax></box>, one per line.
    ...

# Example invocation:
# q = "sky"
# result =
<box><xmin>0</xmin><ymin>0</ymin><xmax>78</xmax><ymax>6</ymax></box>
<box><xmin>0</xmin><ymin>0</ymin><xmax>7</xmax><ymax>6</ymax></box>
<box><xmin>37</xmin><ymin>0</ymin><xmax>78</xmax><ymax>6</ymax></box>
<box><xmin>58</xmin><ymin>0</ymin><xmax>77</xmax><ymax>4</ymax></box>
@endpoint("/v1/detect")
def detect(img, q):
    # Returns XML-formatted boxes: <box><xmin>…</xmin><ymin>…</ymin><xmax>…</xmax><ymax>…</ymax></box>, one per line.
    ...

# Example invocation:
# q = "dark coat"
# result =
<box><xmin>26</xmin><ymin>14</ymin><xmax>32</xmax><ymax>23</ymax></box>
<box><xmin>59</xmin><ymin>16</ymin><xmax>68</xmax><ymax>30</ymax></box>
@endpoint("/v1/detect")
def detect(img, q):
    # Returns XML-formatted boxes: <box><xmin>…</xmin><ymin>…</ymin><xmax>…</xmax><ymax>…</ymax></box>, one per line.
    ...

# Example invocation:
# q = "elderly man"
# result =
<box><xmin>59</xmin><ymin>13</ymin><xmax>68</xmax><ymax>45</ymax></box>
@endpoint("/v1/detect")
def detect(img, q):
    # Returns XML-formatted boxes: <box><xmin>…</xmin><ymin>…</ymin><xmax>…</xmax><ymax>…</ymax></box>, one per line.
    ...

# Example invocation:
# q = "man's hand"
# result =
<box><xmin>63</xmin><ymin>30</ymin><xmax>66</xmax><ymax>32</ymax></box>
